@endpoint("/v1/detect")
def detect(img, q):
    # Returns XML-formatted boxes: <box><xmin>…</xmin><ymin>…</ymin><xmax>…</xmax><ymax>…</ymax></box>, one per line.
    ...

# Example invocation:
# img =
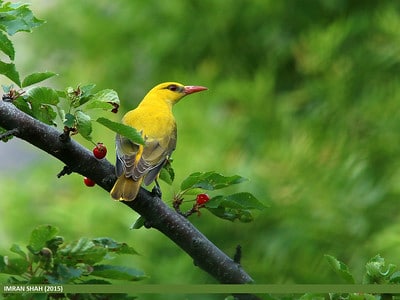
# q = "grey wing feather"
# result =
<box><xmin>115</xmin><ymin>133</ymin><xmax>140</xmax><ymax>179</ymax></box>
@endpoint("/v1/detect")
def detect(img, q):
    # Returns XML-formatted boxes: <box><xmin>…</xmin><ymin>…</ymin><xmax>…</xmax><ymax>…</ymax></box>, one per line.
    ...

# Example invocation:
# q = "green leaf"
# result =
<box><xmin>84</xmin><ymin>100</ymin><xmax>114</xmax><ymax>110</ymax></box>
<box><xmin>0</xmin><ymin>30</ymin><xmax>14</xmax><ymax>60</ymax></box>
<box><xmin>206</xmin><ymin>207</ymin><xmax>245</xmax><ymax>222</ymax></box>
<box><xmin>79</xmin><ymin>84</ymin><xmax>97</xmax><ymax>95</ymax></box>
<box><xmin>364</xmin><ymin>254</ymin><xmax>396</xmax><ymax>284</ymax></box>
<box><xmin>180</xmin><ymin>171</ymin><xmax>248</xmax><ymax>191</ymax></box>
<box><xmin>31</xmin><ymin>104</ymin><xmax>57</xmax><ymax>126</ymax></box>
<box><xmin>12</xmin><ymin>96</ymin><xmax>31</xmax><ymax>115</ymax></box>
<box><xmin>46</xmin><ymin>264</ymin><xmax>83</xmax><ymax>284</ymax></box>
<box><xmin>64</xmin><ymin>112</ymin><xmax>75</xmax><ymax>128</ymax></box>
<box><xmin>0</xmin><ymin>2</ymin><xmax>44</xmax><ymax>35</ymax></box>
<box><xmin>206</xmin><ymin>192</ymin><xmax>266</xmax><ymax>210</ymax></box>
<box><xmin>75</xmin><ymin>83</ymin><xmax>97</xmax><ymax>106</ymax></box>
<box><xmin>0</xmin><ymin>60</ymin><xmax>20</xmax><ymax>86</ymax></box>
<box><xmin>181</xmin><ymin>187</ymin><xmax>204</xmax><ymax>195</ymax></box>
<box><xmin>75</xmin><ymin>110</ymin><xmax>92</xmax><ymax>140</ymax></box>
<box><xmin>92</xmin><ymin>238</ymin><xmax>138</xmax><ymax>255</ymax></box>
<box><xmin>59</xmin><ymin>237</ymin><xmax>107</xmax><ymax>266</ymax></box>
<box><xmin>84</xmin><ymin>89</ymin><xmax>120</xmax><ymax>110</ymax></box>
<box><xmin>46</xmin><ymin>236</ymin><xmax>64</xmax><ymax>254</ymax></box>
<box><xmin>28</xmin><ymin>225</ymin><xmax>59</xmax><ymax>253</ymax></box>
<box><xmin>22</xmin><ymin>71</ymin><xmax>57</xmax><ymax>88</ymax></box>
<box><xmin>325</xmin><ymin>254</ymin><xmax>355</xmax><ymax>284</ymax></box>
<box><xmin>91</xmin><ymin>264</ymin><xmax>146</xmax><ymax>281</ymax></box>
<box><xmin>10</xmin><ymin>244</ymin><xmax>26</xmax><ymax>259</ymax></box>
<box><xmin>26</xmin><ymin>92</ymin><xmax>58</xmax><ymax>124</ymax></box>
<box><xmin>0</xmin><ymin>255</ymin><xmax>30</xmax><ymax>275</ymax></box>
<box><xmin>97</xmin><ymin>117</ymin><xmax>145</xmax><ymax>145</ymax></box>
<box><xmin>80</xmin><ymin>279</ymin><xmax>112</xmax><ymax>284</ymax></box>
<box><xmin>130</xmin><ymin>216</ymin><xmax>145</xmax><ymax>230</ymax></box>
<box><xmin>27</xmin><ymin>86</ymin><xmax>59</xmax><ymax>105</ymax></box>
<box><xmin>159</xmin><ymin>161</ymin><xmax>175</xmax><ymax>185</ymax></box>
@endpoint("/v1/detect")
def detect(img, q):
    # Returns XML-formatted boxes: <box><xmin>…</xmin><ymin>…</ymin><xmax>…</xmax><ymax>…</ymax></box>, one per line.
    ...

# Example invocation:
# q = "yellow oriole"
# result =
<box><xmin>110</xmin><ymin>82</ymin><xmax>207</xmax><ymax>201</ymax></box>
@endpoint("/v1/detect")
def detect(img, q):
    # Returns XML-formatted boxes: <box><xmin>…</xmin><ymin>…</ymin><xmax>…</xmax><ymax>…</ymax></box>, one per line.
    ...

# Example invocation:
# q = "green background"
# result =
<box><xmin>1</xmin><ymin>0</ymin><xmax>400</xmax><ymax>297</ymax></box>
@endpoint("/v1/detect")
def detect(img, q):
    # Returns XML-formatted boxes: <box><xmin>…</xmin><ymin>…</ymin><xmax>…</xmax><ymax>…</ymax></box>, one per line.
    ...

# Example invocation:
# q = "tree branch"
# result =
<box><xmin>0</xmin><ymin>100</ymin><xmax>259</xmax><ymax>299</ymax></box>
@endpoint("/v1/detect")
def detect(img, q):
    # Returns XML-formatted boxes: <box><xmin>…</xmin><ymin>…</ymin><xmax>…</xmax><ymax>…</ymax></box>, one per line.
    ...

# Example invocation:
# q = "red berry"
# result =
<box><xmin>196</xmin><ymin>193</ymin><xmax>210</xmax><ymax>205</ymax></box>
<box><xmin>93</xmin><ymin>142</ymin><xmax>107</xmax><ymax>159</ymax></box>
<box><xmin>83</xmin><ymin>177</ymin><xmax>95</xmax><ymax>187</ymax></box>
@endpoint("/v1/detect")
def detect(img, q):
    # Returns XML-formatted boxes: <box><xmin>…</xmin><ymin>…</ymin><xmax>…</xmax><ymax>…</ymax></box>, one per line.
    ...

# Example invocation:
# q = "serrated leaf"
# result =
<box><xmin>0</xmin><ymin>60</ymin><xmax>20</xmax><ymax>86</ymax></box>
<box><xmin>91</xmin><ymin>264</ymin><xmax>146</xmax><ymax>281</ymax></box>
<box><xmin>59</xmin><ymin>237</ymin><xmax>107</xmax><ymax>266</ymax></box>
<box><xmin>46</xmin><ymin>264</ymin><xmax>83</xmax><ymax>284</ymax></box>
<box><xmin>92</xmin><ymin>238</ymin><xmax>138</xmax><ymax>255</ymax></box>
<box><xmin>86</xmin><ymin>89</ymin><xmax>120</xmax><ymax>109</ymax></box>
<box><xmin>31</xmin><ymin>104</ymin><xmax>57</xmax><ymax>126</ymax></box>
<box><xmin>22</xmin><ymin>71</ymin><xmax>57</xmax><ymax>87</ymax></box>
<box><xmin>206</xmin><ymin>193</ymin><xmax>266</xmax><ymax>210</ymax></box>
<box><xmin>0</xmin><ymin>2</ymin><xmax>44</xmax><ymax>36</ymax></box>
<box><xmin>180</xmin><ymin>171</ymin><xmax>248</xmax><ymax>191</ymax></box>
<box><xmin>97</xmin><ymin>117</ymin><xmax>145</xmax><ymax>145</ymax></box>
<box><xmin>0</xmin><ymin>255</ymin><xmax>30</xmax><ymax>275</ymax></box>
<box><xmin>27</xmin><ymin>86</ymin><xmax>59</xmax><ymax>105</ymax></box>
<box><xmin>325</xmin><ymin>254</ymin><xmax>355</xmax><ymax>284</ymax></box>
<box><xmin>10</xmin><ymin>244</ymin><xmax>26</xmax><ymax>259</ymax></box>
<box><xmin>0</xmin><ymin>30</ymin><xmax>14</xmax><ymax>60</ymax></box>
<box><xmin>28</xmin><ymin>225</ymin><xmax>59</xmax><ymax>253</ymax></box>
<box><xmin>75</xmin><ymin>110</ymin><xmax>92</xmax><ymax>140</ymax></box>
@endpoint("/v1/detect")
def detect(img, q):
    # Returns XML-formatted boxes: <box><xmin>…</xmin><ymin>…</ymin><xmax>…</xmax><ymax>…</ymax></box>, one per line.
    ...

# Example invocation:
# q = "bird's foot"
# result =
<box><xmin>151</xmin><ymin>184</ymin><xmax>162</xmax><ymax>198</ymax></box>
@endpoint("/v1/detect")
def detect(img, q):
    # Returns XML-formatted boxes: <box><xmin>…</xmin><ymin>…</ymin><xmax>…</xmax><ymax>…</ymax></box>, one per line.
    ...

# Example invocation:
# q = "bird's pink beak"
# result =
<box><xmin>184</xmin><ymin>85</ymin><xmax>208</xmax><ymax>95</ymax></box>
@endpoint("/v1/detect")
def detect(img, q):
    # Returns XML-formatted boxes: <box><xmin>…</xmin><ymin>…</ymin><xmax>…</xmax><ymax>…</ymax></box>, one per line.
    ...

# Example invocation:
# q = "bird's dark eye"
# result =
<box><xmin>167</xmin><ymin>84</ymin><xmax>179</xmax><ymax>92</ymax></box>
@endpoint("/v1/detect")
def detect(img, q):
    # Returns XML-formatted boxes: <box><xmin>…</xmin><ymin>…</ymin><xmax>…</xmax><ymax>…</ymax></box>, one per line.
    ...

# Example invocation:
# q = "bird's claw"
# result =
<box><xmin>152</xmin><ymin>184</ymin><xmax>162</xmax><ymax>198</ymax></box>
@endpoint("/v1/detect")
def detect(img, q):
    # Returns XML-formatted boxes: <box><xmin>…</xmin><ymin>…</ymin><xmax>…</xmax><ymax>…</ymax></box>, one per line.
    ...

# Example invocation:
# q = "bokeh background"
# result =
<box><xmin>1</xmin><ymin>0</ymin><xmax>400</xmax><ymax>297</ymax></box>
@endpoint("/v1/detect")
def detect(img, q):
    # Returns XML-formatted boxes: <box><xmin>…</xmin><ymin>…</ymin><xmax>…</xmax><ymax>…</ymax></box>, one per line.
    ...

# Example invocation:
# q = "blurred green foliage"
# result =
<box><xmin>2</xmin><ymin>0</ymin><xmax>400</xmax><ymax>298</ymax></box>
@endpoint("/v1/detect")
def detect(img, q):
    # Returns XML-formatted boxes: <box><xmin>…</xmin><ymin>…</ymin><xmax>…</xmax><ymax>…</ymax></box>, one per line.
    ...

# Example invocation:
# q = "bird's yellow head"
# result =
<box><xmin>145</xmin><ymin>82</ymin><xmax>208</xmax><ymax>106</ymax></box>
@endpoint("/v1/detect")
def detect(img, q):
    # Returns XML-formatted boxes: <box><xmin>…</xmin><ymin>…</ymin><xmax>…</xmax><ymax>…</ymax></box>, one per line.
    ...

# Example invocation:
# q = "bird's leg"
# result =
<box><xmin>151</xmin><ymin>179</ymin><xmax>162</xmax><ymax>198</ymax></box>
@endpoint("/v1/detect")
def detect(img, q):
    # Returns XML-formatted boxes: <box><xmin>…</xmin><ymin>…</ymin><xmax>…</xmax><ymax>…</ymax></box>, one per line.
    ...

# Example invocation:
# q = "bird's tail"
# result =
<box><xmin>110</xmin><ymin>176</ymin><xmax>142</xmax><ymax>201</ymax></box>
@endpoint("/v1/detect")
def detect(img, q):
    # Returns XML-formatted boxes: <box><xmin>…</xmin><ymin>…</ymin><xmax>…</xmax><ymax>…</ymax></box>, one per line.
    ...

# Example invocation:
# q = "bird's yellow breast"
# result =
<box><xmin>122</xmin><ymin>101</ymin><xmax>176</xmax><ymax>139</ymax></box>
